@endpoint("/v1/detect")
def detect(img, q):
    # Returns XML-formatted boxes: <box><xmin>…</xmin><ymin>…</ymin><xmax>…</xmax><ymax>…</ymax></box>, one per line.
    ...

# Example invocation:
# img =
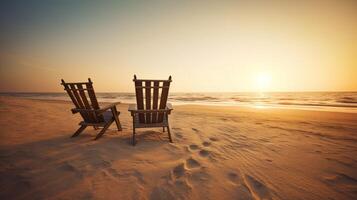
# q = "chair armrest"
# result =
<box><xmin>128</xmin><ymin>103</ymin><xmax>173</xmax><ymax>115</ymax></box>
<box><xmin>166</xmin><ymin>103</ymin><xmax>173</xmax><ymax>110</ymax></box>
<box><xmin>128</xmin><ymin>104</ymin><xmax>137</xmax><ymax>112</ymax></box>
<box><xmin>128</xmin><ymin>104</ymin><xmax>172</xmax><ymax>111</ymax></box>
<box><xmin>97</xmin><ymin>102</ymin><xmax>121</xmax><ymax>114</ymax></box>
<box><xmin>71</xmin><ymin>108</ymin><xmax>95</xmax><ymax>114</ymax></box>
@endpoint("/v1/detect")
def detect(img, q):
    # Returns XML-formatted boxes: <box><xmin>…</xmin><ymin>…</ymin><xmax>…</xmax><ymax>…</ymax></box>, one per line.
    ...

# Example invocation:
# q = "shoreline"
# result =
<box><xmin>1</xmin><ymin>95</ymin><xmax>357</xmax><ymax>114</ymax></box>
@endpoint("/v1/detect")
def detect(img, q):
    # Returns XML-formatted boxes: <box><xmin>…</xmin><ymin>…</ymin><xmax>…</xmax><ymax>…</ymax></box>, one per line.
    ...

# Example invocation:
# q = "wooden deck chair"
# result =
<box><xmin>61</xmin><ymin>78</ymin><xmax>122</xmax><ymax>140</ymax></box>
<box><xmin>128</xmin><ymin>75</ymin><xmax>173</xmax><ymax>145</ymax></box>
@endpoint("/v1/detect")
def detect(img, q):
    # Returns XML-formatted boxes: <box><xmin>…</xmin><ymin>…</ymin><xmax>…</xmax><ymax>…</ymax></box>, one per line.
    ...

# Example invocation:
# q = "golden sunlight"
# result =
<box><xmin>254</xmin><ymin>73</ymin><xmax>272</xmax><ymax>91</ymax></box>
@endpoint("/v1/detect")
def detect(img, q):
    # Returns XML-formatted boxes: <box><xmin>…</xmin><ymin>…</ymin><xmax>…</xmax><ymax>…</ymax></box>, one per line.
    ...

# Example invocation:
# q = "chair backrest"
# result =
<box><xmin>61</xmin><ymin>78</ymin><xmax>103</xmax><ymax>123</ymax></box>
<box><xmin>133</xmin><ymin>75</ymin><xmax>172</xmax><ymax>124</ymax></box>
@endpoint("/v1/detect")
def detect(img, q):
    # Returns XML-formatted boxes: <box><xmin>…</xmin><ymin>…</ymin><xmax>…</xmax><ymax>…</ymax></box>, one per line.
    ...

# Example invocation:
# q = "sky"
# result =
<box><xmin>0</xmin><ymin>0</ymin><xmax>356</xmax><ymax>92</ymax></box>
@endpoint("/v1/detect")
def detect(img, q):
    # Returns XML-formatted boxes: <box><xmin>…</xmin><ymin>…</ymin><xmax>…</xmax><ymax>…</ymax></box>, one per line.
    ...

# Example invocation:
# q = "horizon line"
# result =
<box><xmin>1</xmin><ymin>90</ymin><xmax>357</xmax><ymax>93</ymax></box>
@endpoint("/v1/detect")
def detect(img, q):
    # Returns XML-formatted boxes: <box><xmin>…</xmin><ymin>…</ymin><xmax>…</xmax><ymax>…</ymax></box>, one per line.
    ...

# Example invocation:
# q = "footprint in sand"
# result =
<box><xmin>186</xmin><ymin>158</ymin><xmax>200</xmax><ymax>169</ymax></box>
<box><xmin>175</xmin><ymin>132</ymin><xmax>183</xmax><ymax>138</ymax></box>
<box><xmin>172</xmin><ymin>158</ymin><xmax>201</xmax><ymax>180</ymax></box>
<box><xmin>107</xmin><ymin>168</ymin><xmax>145</xmax><ymax>184</ymax></box>
<box><xmin>150</xmin><ymin>187</ymin><xmax>175</xmax><ymax>200</ymax></box>
<box><xmin>325</xmin><ymin>158</ymin><xmax>353</xmax><ymax>167</ymax></box>
<box><xmin>235</xmin><ymin>183</ymin><xmax>254</xmax><ymax>200</ymax></box>
<box><xmin>59</xmin><ymin>162</ymin><xmax>77</xmax><ymax>172</ymax></box>
<box><xmin>59</xmin><ymin>162</ymin><xmax>84</xmax><ymax>178</ymax></box>
<box><xmin>199</xmin><ymin>149</ymin><xmax>210</xmax><ymax>157</ymax></box>
<box><xmin>173</xmin><ymin>128</ymin><xmax>183</xmax><ymax>138</ymax></box>
<box><xmin>202</xmin><ymin>141</ymin><xmax>211</xmax><ymax>147</ymax></box>
<box><xmin>227</xmin><ymin>172</ymin><xmax>241</xmax><ymax>184</ymax></box>
<box><xmin>188</xmin><ymin>144</ymin><xmax>199</xmax><ymax>150</ymax></box>
<box><xmin>192</xmin><ymin>128</ymin><xmax>199</xmax><ymax>132</ymax></box>
<box><xmin>245</xmin><ymin>175</ymin><xmax>271</xmax><ymax>199</ymax></box>
<box><xmin>324</xmin><ymin>172</ymin><xmax>357</xmax><ymax>185</ymax></box>
<box><xmin>174</xmin><ymin>179</ymin><xmax>192</xmax><ymax>192</ymax></box>
<box><xmin>189</xmin><ymin>170</ymin><xmax>211</xmax><ymax>183</ymax></box>
<box><xmin>150</xmin><ymin>179</ymin><xmax>191</xmax><ymax>200</ymax></box>
<box><xmin>209</xmin><ymin>137</ymin><xmax>219</xmax><ymax>142</ymax></box>
<box><xmin>173</xmin><ymin>163</ymin><xmax>187</xmax><ymax>178</ymax></box>
<box><xmin>226</xmin><ymin>172</ymin><xmax>254</xmax><ymax>199</ymax></box>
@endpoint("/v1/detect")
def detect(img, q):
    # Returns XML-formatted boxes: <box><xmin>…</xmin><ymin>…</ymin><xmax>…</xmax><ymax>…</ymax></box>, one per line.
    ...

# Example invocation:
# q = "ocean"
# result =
<box><xmin>1</xmin><ymin>92</ymin><xmax>357</xmax><ymax>113</ymax></box>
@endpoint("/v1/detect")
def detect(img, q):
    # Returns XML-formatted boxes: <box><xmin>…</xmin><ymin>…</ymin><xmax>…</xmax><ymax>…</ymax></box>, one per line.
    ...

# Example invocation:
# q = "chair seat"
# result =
<box><xmin>78</xmin><ymin>110</ymin><xmax>115</xmax><ymax>127</ymax></box>
<box><xmin>133</xmin><ymin>114</ymin><xmax>168</xmax><ymax>128</ymax></box>
<box><xmin>102</xmin><ymin>110</ymin><xmax>114</xmax><ymax>122</ymax></box>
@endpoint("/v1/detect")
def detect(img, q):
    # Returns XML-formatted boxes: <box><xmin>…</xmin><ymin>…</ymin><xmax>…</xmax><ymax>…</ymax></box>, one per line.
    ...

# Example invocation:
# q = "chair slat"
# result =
<box><xmin>77</xmin><ymin>84</ymin><xmax>96</xmax><ymax>122</ymax></box>
<box><xmin>86</xmin><ymin>82</ymin><xmax>104</xmax><ymax>122</ymax></box>
<box><xmin>145</xmin><ymin>81</ymin><xmax>151</xmax><ymax>124</ymax></box>
<box><xmin>69</xmin><ymin>84</ymin><xmax>92</xmax><ymax>122</ymax></box>
<box><xmin>62</xmin><ymin>82</ymin><xmax>79</xmax><ymax>108</ymax></box>
<box><xmin>86</xmin><ymin>83</ymin><xmax>100</xmax><ymax>109</ymax></box>
<box><xmin>77</xmin><ymin>84</ymin><xmax>91</xmax><ymax>108</ymax></box>
<box><xmin>158</xmin><ymin>81</ymin><xmax>170</xmax><ymax>122</ymax></box>
<box><xmin>69</xmin><ymin>84</ymin><xmax>85</xmax><ymax>109</ymax></box>
<box><xmin>135</xmin><ymin>80</ymin><xmax>145</xmax><ymax>123</ymax></box>
<box><xmin>152</xmin><ymin>81</ymin><xmax>159</xmax><ymax>123</ymax></box>
<box><xmin>62</xmin><ymin>80</ymin><xmax>89</xmax><ymax>121</ymax></box>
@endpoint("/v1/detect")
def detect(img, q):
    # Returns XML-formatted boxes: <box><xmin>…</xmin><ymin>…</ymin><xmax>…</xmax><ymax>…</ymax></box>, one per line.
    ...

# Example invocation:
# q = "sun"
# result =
<box><xmin>254</xmin><ymin>73</ymin><xmax>272</xmax><ymax>91</ymax></box>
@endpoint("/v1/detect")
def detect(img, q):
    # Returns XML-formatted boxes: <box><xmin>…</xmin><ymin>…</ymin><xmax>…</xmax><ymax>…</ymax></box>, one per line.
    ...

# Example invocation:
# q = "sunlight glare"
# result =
<box><xmin>255</xmin><ymin>73</ymin><xmax>272</xmax><ymax>91</ymax></box>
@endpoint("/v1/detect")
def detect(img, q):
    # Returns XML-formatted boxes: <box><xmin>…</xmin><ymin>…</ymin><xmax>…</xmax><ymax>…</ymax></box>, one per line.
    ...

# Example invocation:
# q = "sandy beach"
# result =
<box><xmin>0</xmin><ymin>96</ymin><xmax>357</xmax><ymax>200</ymax></box>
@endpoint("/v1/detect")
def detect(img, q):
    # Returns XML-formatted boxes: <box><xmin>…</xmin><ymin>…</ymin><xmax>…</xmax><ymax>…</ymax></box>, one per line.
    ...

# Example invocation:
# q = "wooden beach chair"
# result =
<box><xmin>61</xmin><ymin>78</ymin><xmax>122</xmax><ymax>140</ymax></box>
<box><xmin>128</xmin><ymin>75</ymin><xmax>173</xmax><ymax>145</ymax></box>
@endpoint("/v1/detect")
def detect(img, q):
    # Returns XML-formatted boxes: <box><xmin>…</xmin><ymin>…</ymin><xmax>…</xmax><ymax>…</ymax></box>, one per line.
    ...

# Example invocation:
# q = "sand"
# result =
<box><xmin>0</xmin><ymin>96</ymin><xmax>357</xmax><ymax>200</ymax></box>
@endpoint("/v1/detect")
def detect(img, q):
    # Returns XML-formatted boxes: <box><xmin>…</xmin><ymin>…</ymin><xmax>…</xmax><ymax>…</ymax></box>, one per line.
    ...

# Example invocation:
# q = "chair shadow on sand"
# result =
<box><xmin>0</xmin><ymin>128</ymin><xmax>169</xmax><ymax>199</ymax></box>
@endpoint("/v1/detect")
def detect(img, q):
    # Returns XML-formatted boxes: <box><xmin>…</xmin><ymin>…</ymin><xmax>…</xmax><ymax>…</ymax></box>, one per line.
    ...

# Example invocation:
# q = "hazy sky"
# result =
<box><xmin>0</xmin><ymin>0</ymin><xmax>356</xmax><ymax>92</ymax></box>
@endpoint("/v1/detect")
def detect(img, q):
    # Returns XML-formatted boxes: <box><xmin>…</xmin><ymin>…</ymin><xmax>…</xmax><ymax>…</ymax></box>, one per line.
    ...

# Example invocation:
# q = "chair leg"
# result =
<box><xmin>132</xmin><ymin>116</ymin><xmax>136</xmax><ymax>146</ymax></box>
<box><xmin>132</xmin><ymin>127</ymin><xmax>136</xmax><ymax>146</ymax></box>
<box><xmin>94</xmin><ymin>118</ymin><xmax>114</xmax><ymax>140</ymax></box>
<box><xmin>163</xmin><ymin>127</ymin><xmax>165</xmax><ymax>132</ymax></box>
<box><xmin>72</xmin><ymin>125</ymin><xmax>87</xmax><ymax>138</ymax></box>
<box><xmin>166</xmin><ymin>113</ymin><xmax>172</xmax><ymax>143</ymax></box>
<box><xmin>112</xmin><ymin>107</ymin><xmax>122</xmax><ymax>131</ymax></box>
<box><xmin>114</xmin><ymin>116</ymin><xmax>122</xmax><ymax>131</ymax></box>
<box><xmin>167</xmin><ymin>125</ymin><xmax>173</xmax><ymax>143</ymax></box>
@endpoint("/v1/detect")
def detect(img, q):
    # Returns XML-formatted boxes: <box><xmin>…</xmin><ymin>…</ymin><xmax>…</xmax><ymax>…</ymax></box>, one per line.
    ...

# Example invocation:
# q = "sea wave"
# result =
<box><xmin>172</xmin><ymin>96</ymin><xmax>219</xmax><ymax>102</ymax></box>
<box><xmin>336</xmin><ymin>97</ymin><xmax>357</xmax><ymax>104</ymax></box>
<box><xmin>1</xmin><ymin>92</ymin><xmax>357</xmax><ymax>113</ymax></box>
<box><xmin>277</xmin><ymin>102</ymin><xmax>357</xmax><ymax>108</ymax></box>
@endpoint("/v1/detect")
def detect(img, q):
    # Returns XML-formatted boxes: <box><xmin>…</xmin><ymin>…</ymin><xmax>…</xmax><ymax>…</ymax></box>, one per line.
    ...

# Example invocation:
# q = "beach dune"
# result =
<box><xmin>0</xmin><ymin>96</ymin><xmax>357</xmax><ymax>199</ymax></box>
